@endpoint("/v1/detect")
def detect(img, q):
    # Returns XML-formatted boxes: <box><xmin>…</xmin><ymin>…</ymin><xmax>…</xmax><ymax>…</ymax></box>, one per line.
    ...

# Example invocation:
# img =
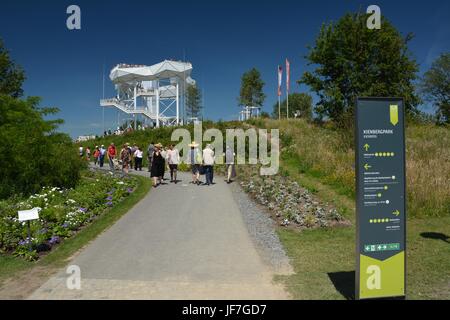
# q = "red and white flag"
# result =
<box><xmin>286</xmin><ymin>59</ymin><xmax>290</xmax><ymax>93</ymax></box>
<box><xmin>278</xmin><ymin>65</ymin><xmax>283</xmax><ymax>97</ymax></box>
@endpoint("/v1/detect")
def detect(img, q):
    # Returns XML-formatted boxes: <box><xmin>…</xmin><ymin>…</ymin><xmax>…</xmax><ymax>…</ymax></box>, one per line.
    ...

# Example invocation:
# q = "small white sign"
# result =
<box><xmin>18</xmin><ymin>207</ymin><xmax>41</xmax><ymax>222</ymax></box>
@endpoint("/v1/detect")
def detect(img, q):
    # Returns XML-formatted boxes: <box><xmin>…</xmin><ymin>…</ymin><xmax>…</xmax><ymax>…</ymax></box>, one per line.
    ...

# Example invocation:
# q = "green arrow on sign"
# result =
<box><xmin>364</xmin><ymin>164</ymin><xmax>372</xmax><ymax>170</ymax></box>
<box><xmin>364</xmin><ymin>144</ymin><xmax>370</xmax><ymax>151</ymax></box>
<box><xmin>392</xmin><ymin>210</ymin><xmax>400</xmax><ymax>216</ymax></box>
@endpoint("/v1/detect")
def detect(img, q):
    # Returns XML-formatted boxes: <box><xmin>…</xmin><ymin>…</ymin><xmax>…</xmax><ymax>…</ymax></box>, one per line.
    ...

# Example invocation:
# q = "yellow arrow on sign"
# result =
<box><xmin>364</xmin><ymin>164</ymin><xmax>371</xmax><ymax>170</ymax></box>
<box><xmin>392</xmin><ymin>210</ymin><xmax>400</xmax><ymax>216</ymax></box>
<box><xmin>390</xmin><ymin>105</ymin><xmax>398</xmax><ymax>126</ymax></box>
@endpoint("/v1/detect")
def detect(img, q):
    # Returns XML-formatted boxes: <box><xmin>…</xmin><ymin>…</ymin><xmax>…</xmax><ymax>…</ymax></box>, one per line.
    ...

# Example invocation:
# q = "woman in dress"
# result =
<box><xmin>150</xmin><ymin>143</ymin><xmax>165</xmax><ymax>187</ymax></box>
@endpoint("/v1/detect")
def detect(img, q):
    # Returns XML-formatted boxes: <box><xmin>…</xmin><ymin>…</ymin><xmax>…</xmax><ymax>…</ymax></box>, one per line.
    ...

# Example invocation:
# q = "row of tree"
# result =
<box><xmin>237</xmin><ymin>12</ymin><xmax>449</xmax><ymax>126</ymax></box>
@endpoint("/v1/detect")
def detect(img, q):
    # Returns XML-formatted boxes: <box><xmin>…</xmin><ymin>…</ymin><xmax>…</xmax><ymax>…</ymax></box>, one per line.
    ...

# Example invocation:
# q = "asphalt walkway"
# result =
<box><xmin>29</xmin><ymin>168</ymin><xmax>288</xmax><ymax>299</ymax></box>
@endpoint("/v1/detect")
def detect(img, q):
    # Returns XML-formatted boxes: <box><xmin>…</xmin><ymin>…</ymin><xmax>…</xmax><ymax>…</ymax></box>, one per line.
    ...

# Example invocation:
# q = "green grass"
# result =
<box><xmin>275</xmin><ymin>216</ymin><xmax>450</xmax><ymax>300</ymax></box>
<box><xmin>0</xmin><ymin>174</ymin><xmax>151</xmax><ymax>288</ymax></box>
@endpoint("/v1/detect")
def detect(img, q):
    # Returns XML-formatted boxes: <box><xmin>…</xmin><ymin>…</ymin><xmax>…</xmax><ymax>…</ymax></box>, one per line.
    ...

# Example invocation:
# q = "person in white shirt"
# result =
<box><xmin>133</xmin><ymin>147</ymin><xmax>144</xmax><ymax>171</ymax></box>
<box><xmin>167</xmin><ymin>144</ymin><xmax>180</xmax><ymax>183</ymax></box>
<box><xmin>202</xmin><ymin>144</ymin><xmax>215</xmax><ymax>186</ymax></box>
<box><xmin>225</xmin><ymin>145</ymin><xmax>236</xmax><ymax>183</ymax></box>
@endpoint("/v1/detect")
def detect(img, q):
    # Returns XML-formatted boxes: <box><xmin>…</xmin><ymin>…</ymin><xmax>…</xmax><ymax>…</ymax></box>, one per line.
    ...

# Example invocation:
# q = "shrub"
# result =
<box><xmin>0</xmin><ymin>95</ymin><xmax>84</xmax><ymax>199</ymax></box>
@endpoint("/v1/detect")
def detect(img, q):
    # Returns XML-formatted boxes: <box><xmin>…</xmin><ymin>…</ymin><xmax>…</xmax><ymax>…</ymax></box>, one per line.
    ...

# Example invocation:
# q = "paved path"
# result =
<box><xmin>29</xmin><ymin>169</ymin><xmax>289</xmax><ymax>299</ymax></box>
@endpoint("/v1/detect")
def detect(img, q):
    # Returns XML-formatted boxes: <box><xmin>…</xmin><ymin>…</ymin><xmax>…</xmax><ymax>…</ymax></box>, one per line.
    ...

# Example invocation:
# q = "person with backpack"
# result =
<box><xmin>189</xmin><ymin>141</ymin><xmax>202</xmax><ymax>185</ymax></box>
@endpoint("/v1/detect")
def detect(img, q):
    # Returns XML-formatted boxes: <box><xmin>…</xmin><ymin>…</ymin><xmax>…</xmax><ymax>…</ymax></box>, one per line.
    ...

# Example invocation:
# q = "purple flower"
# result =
<box><xmin>18</xmin><ymin>237</ymin><xmax>32</xmax><ymax>246</ymax></box>
<box><xmin>62</xmin><ymin>223</ymin><xmax>69</xmax><ymax>228</ymax></box>
<box><xmin>106</xmin><ymin>201</ymin><xmax>113</xmax><ymax>207</ymax></box>
<box><xmin>106</xmin><ymin>196</ymin><xmax>113</xmax><ymax>201</ymax></box>
<box><xmin>127</xmin><ymin>188</ymin><xmax>133</xmax><ymax>193</ymax></box>
<box><xmin>106</xmin><ymin>191</ymin><xmax>113</xmax><ymax>195</ymax></box>
<box><xmin>49</xmin><ymin>236</ymin><xmax>61</xmax><ymax>245</ymax></box>
<box><xmin>79</xmin><ymin>207</ymin><xmax>87</xmax><ymax>212</ymax></box>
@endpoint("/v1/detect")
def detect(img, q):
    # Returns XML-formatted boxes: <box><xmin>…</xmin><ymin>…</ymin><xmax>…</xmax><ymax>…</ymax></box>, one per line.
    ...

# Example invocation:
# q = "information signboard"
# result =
<box><xmin>355</xmin><ymin>97</ymin><xmax>406</xmax><ymax>300</ymax></box>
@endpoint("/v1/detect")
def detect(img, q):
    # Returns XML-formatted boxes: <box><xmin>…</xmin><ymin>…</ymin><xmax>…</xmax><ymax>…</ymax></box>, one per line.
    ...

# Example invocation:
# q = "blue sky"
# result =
<box><xmin>1</xmin><ymin>0</ymin><xmax>449</xmax><ymax>138</ymax></box>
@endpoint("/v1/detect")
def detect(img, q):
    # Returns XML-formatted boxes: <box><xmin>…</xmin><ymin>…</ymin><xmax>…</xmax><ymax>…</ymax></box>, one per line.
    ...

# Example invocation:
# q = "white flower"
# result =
<box><xmin>116</xmin><ymin>181</ymin><xmax>124</xmax><ymax>185</ymax></box>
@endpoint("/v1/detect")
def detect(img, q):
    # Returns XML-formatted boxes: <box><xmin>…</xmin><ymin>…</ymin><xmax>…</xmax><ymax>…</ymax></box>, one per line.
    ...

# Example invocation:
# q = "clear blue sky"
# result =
<box><xmin>1</xmin><ymin>0</ymin><xmax>449</xmax><ymax>138</ymax></box>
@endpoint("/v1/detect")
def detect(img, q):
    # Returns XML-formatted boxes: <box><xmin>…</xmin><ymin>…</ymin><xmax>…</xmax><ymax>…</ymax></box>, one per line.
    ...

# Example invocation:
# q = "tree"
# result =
<box><xmin>420</xmin><ymin>53</ymin><xmax>450</xmax><ymax>124</ymax></box>
<box><xmin>272</xmin><ymin>93</ymin><xmax>313</xmax><ymax>119</ymax></box>
<box><xmin>186</xmin><ymin>84</ymin><xmax>202</xmax><ymax>119</ymax></box>
<box><xmin>0</xmin><ymin>39</ymin><xmax>25</xmax><ymax>98</ymax></box>
<box><xmin>299</xmin><ymin>12</ymin><xmax>420</xmax><ymax>127</ymax></box>
<box><xmin>238</xmin><ymin>68</ymin><xmax>266</xmax><ymax>108</ymax></box>
<box><xmin>0</xmin><ymin>95</ymin><xmax>83</xmax><ymax>199</ymax></box>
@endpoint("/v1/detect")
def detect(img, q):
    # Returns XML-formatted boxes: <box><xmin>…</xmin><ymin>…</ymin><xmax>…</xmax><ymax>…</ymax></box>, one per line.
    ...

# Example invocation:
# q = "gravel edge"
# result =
<box><xmin>230</xmin><ymin>181</ymin><xmax>294</xmax><ymax>275</ymax></box>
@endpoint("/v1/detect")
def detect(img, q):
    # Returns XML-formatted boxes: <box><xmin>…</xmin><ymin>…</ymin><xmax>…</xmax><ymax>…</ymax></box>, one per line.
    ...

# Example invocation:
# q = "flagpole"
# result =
<box><xmin>286</xmin><ymin>58</ymin><xmax>290</xmax><ymax>119</ymax></box>
<box><xmin>286</xmin><ymin>91</ymin><xmax>289</xmax><ymax>119</ymax></box>
<box><xmin>278</xmin><ymin>95</ymin><xmax>281</xmax><ymax>120</ymax></box>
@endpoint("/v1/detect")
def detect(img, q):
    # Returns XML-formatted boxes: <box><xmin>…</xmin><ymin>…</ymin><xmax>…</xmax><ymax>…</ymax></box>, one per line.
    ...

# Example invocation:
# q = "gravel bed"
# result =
<box><xmin>230</xmin><ymin>182</ymin><xmax>293</xmax><ymax>275</ymax></box>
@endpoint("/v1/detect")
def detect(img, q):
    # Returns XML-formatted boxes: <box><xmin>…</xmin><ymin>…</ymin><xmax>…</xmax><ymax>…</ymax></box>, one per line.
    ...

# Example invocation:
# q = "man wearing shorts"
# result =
<box><xmin>167</xmin><ymin>144</ymin><xmax>180</xmax><ymax>183</ymax></box>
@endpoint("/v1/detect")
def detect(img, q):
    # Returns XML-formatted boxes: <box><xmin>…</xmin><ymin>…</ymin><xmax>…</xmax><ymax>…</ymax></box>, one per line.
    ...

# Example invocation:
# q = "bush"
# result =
<box><xmin>0</xmin><ymin>95</ymin><xmax>84</xmax><ymax>199</ymax></box>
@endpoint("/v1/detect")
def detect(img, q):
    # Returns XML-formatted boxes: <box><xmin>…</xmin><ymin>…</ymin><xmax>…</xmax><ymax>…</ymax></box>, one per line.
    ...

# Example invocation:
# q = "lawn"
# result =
<box><xmin>275</xmin><ymin>216</ymin><xmax>450</xmax><ymax>300</ymax></box>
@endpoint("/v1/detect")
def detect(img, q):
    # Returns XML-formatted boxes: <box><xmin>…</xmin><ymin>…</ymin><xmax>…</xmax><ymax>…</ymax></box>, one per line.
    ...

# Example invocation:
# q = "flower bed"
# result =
<box><xmin>238</xmin><ymin>166</ymin><xmax>345</xmax><ymax>229</ymax></box>
<box><xmin>0</xmin><ymin>170</ymin><xmax>138</xmax><ymax>261</ymax></box>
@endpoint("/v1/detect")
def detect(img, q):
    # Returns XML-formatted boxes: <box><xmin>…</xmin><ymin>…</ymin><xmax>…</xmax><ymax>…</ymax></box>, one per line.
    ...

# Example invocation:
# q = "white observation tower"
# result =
<box><xmin>100</xmin><ymin>60</ymin><xmax>195</xmax><ymax>128</ymax></box>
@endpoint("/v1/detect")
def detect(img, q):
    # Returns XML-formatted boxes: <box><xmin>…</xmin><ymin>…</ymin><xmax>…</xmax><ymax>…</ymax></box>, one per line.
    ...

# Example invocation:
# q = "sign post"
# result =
<box><xmin>18</xmin><ymin>207</ymin><xmax>41</xmax><ymax>252</ymax></box>
<box><xmin>355</xmin><ymin>97</ymin><xmax>406</xmax><ymax>300</ymax></box>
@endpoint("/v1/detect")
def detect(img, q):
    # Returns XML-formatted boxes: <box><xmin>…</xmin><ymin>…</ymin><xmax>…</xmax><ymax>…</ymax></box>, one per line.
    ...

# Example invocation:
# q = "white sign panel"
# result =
<box><xmin>18</xmin><ymin>207</ymin><xmax>41</xmax><ymax>222</ymax></box>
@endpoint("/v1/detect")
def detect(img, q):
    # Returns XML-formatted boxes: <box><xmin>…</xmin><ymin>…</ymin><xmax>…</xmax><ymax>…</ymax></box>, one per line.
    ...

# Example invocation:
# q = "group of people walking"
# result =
<box><xmin>86</xmin><ymin>141</ymin><xmax>237</xmax><ymax>187</ymax></box>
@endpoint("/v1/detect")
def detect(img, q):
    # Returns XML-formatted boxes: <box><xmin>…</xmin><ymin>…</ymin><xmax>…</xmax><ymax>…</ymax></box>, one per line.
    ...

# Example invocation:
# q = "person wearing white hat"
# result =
<box><xmin>188</xmin><ymin>141</ymin><xmax>201</xmax><ymax>185</ymax></box>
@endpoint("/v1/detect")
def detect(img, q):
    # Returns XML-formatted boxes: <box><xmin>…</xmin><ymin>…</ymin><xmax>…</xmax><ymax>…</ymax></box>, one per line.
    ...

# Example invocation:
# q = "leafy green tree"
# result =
<box><xmin>0</xmin><ymin>39</ymin><xmax>25</xmax><ymax>98</ymax></box>
<box><xmin>272</xmin><ymin>93</ymin><xmax>313</xmax><ymax>119</ymax></box>
<box><xmin>186</xmin><ymin>84</ymin><xmax>202</xmax><ymax>119</ymax></box>
<box><xmin>238</xmin><ymin>68</ymin><xmax>266</xmax><ymax>108</ymax></box>
<box><xmin>420</xmin><ymin>53</ymin><xmax>450</xmax><ymax>124</ymax></box>
<box><xmin>0</xmin><ymin>39</ymin><xmax>83</xmax><ymax>199</ymax></box>
<box><xmin>299</xmin><ymin>12</ymin><xmax>420</xmax><ymax>127</ymax></box>
<box><xmin>0</xmin><ymin>95</ymin><xmax>84</xmax><ymax>199</ymax></box>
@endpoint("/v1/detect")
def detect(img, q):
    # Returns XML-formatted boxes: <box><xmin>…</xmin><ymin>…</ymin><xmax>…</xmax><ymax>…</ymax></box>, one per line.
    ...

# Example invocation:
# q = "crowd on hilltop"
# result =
<box><xmin>78</xmin><ymin>142</ymin><xmax>236</xmax><ymax>188</ymax></box>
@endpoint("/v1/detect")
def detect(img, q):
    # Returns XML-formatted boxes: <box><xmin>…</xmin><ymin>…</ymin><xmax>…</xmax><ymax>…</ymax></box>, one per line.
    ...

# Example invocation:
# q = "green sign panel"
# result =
<box><xmin>355</xmin><ymin>98</ymin><xmax>406</xmax><ymax>300</ymax></box>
